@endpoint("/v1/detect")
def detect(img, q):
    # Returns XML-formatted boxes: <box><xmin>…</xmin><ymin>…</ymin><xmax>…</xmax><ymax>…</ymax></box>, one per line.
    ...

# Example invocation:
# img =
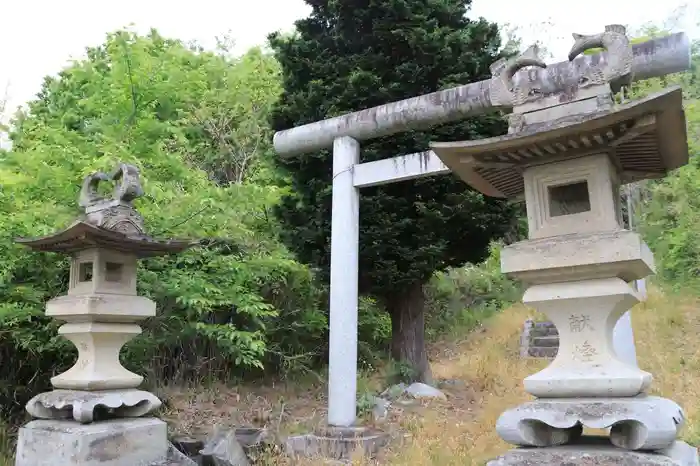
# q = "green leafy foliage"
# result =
<box><xmin>633</xmin><ymin>35</ymin><xmax>700</xmax><ymax>288</ymax></box>
<box><xmin>424</xmin><ymin>243</ymin><xmax>521</xmax><ymax>338</ymax></box>
<box><xmin>0</xmin><ymin>29</ymin><xmax>327</xmax><ymax>415</ymax></box>
<box><xmin>268</xmin><ymin>0</ymin><xmax>521</xmax><ymax>381</ymax></box>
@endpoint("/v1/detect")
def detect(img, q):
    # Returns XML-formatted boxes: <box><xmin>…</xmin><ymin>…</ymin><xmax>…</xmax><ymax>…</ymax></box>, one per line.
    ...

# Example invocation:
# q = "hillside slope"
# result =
<box><xmin>158</xmin><ymin>286</ymin><xmax>699</xmax><ymax>464</ymax></box>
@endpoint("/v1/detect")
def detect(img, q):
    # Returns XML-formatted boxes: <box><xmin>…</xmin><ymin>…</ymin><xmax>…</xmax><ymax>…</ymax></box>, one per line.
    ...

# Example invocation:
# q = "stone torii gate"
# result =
<box><xmin>273</xmin><ymin>31</ymin><xmax>691</xmax><ymax>430</ymax></box>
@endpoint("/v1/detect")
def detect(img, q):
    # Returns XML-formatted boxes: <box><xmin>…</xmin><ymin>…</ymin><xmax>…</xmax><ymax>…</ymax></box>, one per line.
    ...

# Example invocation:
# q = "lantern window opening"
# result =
<box><xmin>78</xmin><ymin>262</ymin><xmax>94</xmax><ymax>283</ymax></box>
<box><xmin>548</xmin><ymin>180</ymin><xmax>592</xmax><ymax>218</ymax></box>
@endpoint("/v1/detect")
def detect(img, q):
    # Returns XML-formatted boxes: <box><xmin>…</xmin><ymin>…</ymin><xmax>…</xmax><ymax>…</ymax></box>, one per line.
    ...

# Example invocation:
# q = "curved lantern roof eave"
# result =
<box><xmin>429</xmin><ymin>86</ymin><xmax>688</xmax><ymax>199</ymax></box>
<box><xmin>15</xmin><ymin>221</ymin><xmax>197</xmax><ymax>258</ymax></box>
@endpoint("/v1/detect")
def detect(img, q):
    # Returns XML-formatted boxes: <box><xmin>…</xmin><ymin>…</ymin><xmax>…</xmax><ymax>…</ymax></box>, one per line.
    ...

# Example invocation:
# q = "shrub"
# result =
<box><xmin>424</xmin><ymin>243</ymin><xmax>521</xmax><ymax>338</ymax></box>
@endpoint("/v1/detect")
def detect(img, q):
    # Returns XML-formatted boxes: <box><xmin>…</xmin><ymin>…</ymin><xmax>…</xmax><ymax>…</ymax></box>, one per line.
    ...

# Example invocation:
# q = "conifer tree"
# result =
<box><xmin>270</xmin><ymin>0</ymin><xmax>520</xmax><ymax>382</ymax></box>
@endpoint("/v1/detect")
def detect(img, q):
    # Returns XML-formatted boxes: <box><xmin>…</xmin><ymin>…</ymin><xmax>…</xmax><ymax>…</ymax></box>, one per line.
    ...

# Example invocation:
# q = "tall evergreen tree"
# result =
<box><xmin>269</xmin><ymin>0</ymin><xmax>520</xmax><ymax>382</ymax></box>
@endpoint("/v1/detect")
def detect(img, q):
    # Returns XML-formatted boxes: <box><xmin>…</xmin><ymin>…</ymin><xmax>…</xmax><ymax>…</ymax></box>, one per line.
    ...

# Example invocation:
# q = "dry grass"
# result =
<box><xmin>162</xmin><ymin>303</ymin><xmax>542</xmax><ymax>465</ymax></box>
<box><xmin>162</xmin><ymin>286</ymin><xmax>700</xmax><ymax>464</ymax></box>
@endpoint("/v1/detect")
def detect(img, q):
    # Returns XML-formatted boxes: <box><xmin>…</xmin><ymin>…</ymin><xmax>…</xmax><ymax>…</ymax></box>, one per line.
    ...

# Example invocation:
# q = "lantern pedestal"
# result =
<box><xmin>15</xmin><ymin>418</ymin><xmax>195</xmax><ymax>466</ymax></box>
<box><xmin>522</xmin><ymin>278</ymin><xmax>652</xmax><ymax>398</ymax></box>
<box><xmin>495</xmin><ymin>396</ymin><xmax>684</xmax><ymax>450</ymax></box>
<box><xmin>488</xmin><ymin>437</ymin><xmax>699</xmax><ymax>466</ymax></box>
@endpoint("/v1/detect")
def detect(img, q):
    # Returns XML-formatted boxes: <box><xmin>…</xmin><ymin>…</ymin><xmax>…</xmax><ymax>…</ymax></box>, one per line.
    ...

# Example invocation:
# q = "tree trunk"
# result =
<box><xmin>386</xmin><ymin>282</ymin><xmax>433</xmax><ymax>385</ymax></box>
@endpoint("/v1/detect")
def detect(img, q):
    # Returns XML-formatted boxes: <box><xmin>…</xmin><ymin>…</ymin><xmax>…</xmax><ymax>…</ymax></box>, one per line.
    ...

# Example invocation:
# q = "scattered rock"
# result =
<box><xmin>172</xmin><ymin>435</ymin><xmax>205</xmax><ymax>457</ymax></box>
<box><xmin>380</xmin><ymin>383</ymin><xmax>407</xmax><ymax>400</ymax></box>
<box><xmin>437</xmin><ymin>378</ymin><xmax>467</xmax><ymax>389</ymax></box>
<box><xmin>151</xmin><ymin>444</ymin><xmax>199</xmax><ymax>466</ymax></box>
<box><xmin>371</xmin><ymin>396</ymin><xmax>391</xmax><ymax>421</ymax></box>
<box><xmin>404</xmin><ymin>382</ymin><xmax>447</xmax><ymax>400</ymax></box>
<box><xmin>232</xmin><ymin>427</ymin><xmax>269</xmax><ymax>456</ymax></box>
<box><xmin>381</xmin><ymin>382</ymin><xmax>446</xmax><ymax>401</ymax></box>
<box><xmin>200</xmin><ymin>427</ymin><xmax>250</xmax><ymax>466</ymax></box>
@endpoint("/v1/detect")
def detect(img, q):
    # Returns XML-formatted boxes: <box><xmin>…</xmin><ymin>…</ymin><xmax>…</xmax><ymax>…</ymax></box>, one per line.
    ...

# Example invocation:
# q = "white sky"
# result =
<box><xmin>1</xmin><ymin>0</ymin><xmax>698</xmax><ymax>120</ymax></box>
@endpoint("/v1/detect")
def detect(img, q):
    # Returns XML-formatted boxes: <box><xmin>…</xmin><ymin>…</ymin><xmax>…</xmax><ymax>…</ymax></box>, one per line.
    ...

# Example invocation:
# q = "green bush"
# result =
<box><xmin>636</xmin><ymin>37</ymin><xmax>699</xmax><ymax>289</ymax></box>
<box><xmin>424</xmin><ymin>243</ymin><xmax>521</xmax><ymax>338</ymax></box>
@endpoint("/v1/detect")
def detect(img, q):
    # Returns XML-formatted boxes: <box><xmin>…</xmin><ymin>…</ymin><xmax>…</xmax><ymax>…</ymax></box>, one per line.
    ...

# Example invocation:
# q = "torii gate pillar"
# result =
<box><xmin>328</xmin><ymin>136</ymin><xmax>360</xmax><ymax>427</ymax></box>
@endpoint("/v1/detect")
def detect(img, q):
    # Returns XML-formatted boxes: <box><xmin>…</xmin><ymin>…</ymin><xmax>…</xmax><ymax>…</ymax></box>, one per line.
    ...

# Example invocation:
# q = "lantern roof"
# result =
<box><xmin>16</xmin><ymin>220</ymin><xmax>195</xmax><ymax>257</ymax></box>
<box><xmin>15</xmin><ymin>163</ymin><xmax>196</xmax><ymax>257</ymax></box>
<box><xmin>430</xmin><ymin>86</ymin><xmax>687</xmax><ymax>199</ymax></box>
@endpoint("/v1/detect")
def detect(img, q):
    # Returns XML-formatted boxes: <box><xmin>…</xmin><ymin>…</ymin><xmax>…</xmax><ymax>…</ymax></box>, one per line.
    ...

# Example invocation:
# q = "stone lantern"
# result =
<box><xmin>14</xmin><ymin>163</ymin><xmax>196</xmax><ymax>466</ymax></box>
<box><xmin>431</xmin><ymin>26</ymin><xmax>697</xmax><ymax>465</ymax></box>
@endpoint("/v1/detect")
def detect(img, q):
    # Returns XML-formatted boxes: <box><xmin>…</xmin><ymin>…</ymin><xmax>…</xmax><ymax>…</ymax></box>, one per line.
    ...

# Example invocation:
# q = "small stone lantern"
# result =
<box><xmin>14</xmin><ymin>163</ymin><xmax>196</xmax><ymax>466</ymax></box>
<box><xmin>431</xmin><ymin>26</ymin><xmax>697</xmax><ymax>465</ymax></box>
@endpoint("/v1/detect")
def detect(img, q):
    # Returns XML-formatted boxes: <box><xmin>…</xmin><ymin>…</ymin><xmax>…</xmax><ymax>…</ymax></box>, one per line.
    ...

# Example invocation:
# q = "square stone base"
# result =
<box><xmin>15</xmin><ymin>418</ymin><xmax>195</xmax><ymax>466</ymax></box>
<box><xmin>487</xmin><ymin>437</ymin><xmax>699</xmax><ymax>466</ymax></box>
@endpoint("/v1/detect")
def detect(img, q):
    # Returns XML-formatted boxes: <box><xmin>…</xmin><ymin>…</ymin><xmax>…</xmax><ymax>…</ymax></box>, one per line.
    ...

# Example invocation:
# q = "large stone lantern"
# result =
<box><xmin>431</xmin><ymin>26</ymin><xmax>697</xmax><ymax>465</ymax></box>
<box><xmin>14</xmin><ymin>163</ymin><xmax>196</xmax><ymax>466</ymax></box>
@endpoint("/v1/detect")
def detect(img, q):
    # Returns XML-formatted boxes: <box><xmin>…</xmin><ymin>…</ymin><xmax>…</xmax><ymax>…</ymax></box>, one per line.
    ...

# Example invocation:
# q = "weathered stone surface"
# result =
<box><xmin>79</xmin><ymin>163</ymin><xmax>146</xmax><ymax>234</ymax></box>
<box><xmin>489</xmin><ymin>45</ymin><xmax>547</xmax><ymax>107</ymax></box>
<box><xmin>26</xmin><ymin>389</ymin><xmax>162</xmax><ymax>423</ymax></box>
<box><xmin>521</xmin><ymin>320</ymin><xmax>561</xmax><ymax>359</ymax></box>
<box><xmin>404</xmin><ymin>383</ymin><xmax>447</xmax><ymax>400</ymax></box>
<box><xmin>171</xmin><ymin>435</ymin><xmax>204</xmax><ymax>457</ymax></box>
<box><xmin>496</xmin><ymin>396</ymin><xmax>684</xmax><ymax>450</ymax></box>
<box><xmin>532</xmin><ymin>336</ymin><xmax>559</xmax><ymax>348</ymax></box>
<box><xmin>200</xmin><ymin>427</ymin><xmax>250</xmax><ymax>466</ymax></box>
<box><xmin>151</xmin><ymin>445</ymin><xmax>198</xmax><ymax>466</ymax></box>
<box><xmin>371</xmin><ymin>396</ymin><xmax>391</xmax><ymax>422</ymax></box>
<box><xmin>232</xmin><ymin>427</ymin><xmax>268</xmax><ymax>455</ymax></box>
<box><xmin>530</xmin><ymin>325</ymin><xmax>558</xmax><ymax>338</ymax></box>
<box><xmin>522</xmin><ymin>278</ymin><xmax>652</xmax><ymax>398</ymax></box>
<box><xmin>501</xmin><ymin>230</ymin><xmax>655</xmax><ymax>286</ymax></box>
<box><xmin>15</xmin><ymin>418</ymin><xmax>169</xmax><ymax>466</ymax></box>
<box><xmin>568</xmin><ymin>25</ymin><xmax>634</xmax><ymax>91</ymax></box>
<box><xmin>285</xmin><ymin>426</ymin><xmax>389</xmax><ymax>460</ymax></box>
<box><xmin>431</xmin><ymin>86</ymin><xmax>687</xmax><ymax>200</ymax></box>
<box><xmin>527</xmin><ymin>347</ymin><xmax>558</xmax><ymax>358</ymax></box>
<box><xmin>15</xmin><ymin>161</ymin><xmax>194</xmax><ymax>407</ymax></box>
<box><xmin>381</xmin><ymin>383</ymin><xmax>407</xmax><ymax>400</ymax></box>
<box><xmin>380</xmin><ymin>382</ymin><xmax>446</xmax><ymax>400</ymax></box>
<box><xmin>487</xmin><ymin>437</ymin><xmax>699</xmax><ymax>466</ymax></box>
<box><xmin>273</xmin><ymin>33</ymin><xmax>691</xmax><ymax>157</ymax></box>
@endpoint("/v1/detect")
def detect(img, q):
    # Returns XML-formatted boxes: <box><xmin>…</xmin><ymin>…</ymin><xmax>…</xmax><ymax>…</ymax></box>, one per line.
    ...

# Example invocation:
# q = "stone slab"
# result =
<box><xmin>152</xmin><ymin>445</ymin><xmax>198</xmax><ymax>466</ymax></box>
<box><xmin>47</xmin><ymin>293</ymin><xmax>156</xmax><ymax>321</ymax></box>
<box><xmin>15</xmin><ymin>418</ymin><xmax>171</xmax><ymax>466</ymax></box>
<box><xmin>526</xmin><ymin>346</ymin><xmax>558</xmax><ymax>358</ymax></box>
<box><xmin>496</xmin><ymin>396</ymin><xmax>684</xmax><ymax>450</ymax></box>
<box><xmin>501</xmin><ymin>230</ymin><xmax>655</xmax><ymax>285</ymax></box>
<box><xmin>285</xmin><ymin>426</ymin><xmax>390</xmax><ymax>461</ymax></box>
<box><xmin>487</xmin><ymin>436</ymin><xmax>699</xmax><ymax>465</ymax></box>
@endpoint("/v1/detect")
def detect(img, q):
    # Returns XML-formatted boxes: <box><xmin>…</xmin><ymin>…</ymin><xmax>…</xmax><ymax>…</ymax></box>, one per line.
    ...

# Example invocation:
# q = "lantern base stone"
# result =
<box><xmin>496</xmin><ymin>396</ymin><xmax>684</xmax><ymax>450</ymax></box>
<box><xmin>15</xmin><ymin>418</ymin><xmax>196</xmax><ymax>466</ymax></box>
<box><xmin>26</xmin><ymin>389</ymin><xmax>162</xmax><ymax>423</ymax></box>
<box><xmin>284</xmin><ymin>426</ymin><xmax>390</xmax><ymax>461</ymax></box>
<box><xmin>487</xmin><ymin>436</ymin><xmax>699</xmax><ymax>466</ymax></box>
